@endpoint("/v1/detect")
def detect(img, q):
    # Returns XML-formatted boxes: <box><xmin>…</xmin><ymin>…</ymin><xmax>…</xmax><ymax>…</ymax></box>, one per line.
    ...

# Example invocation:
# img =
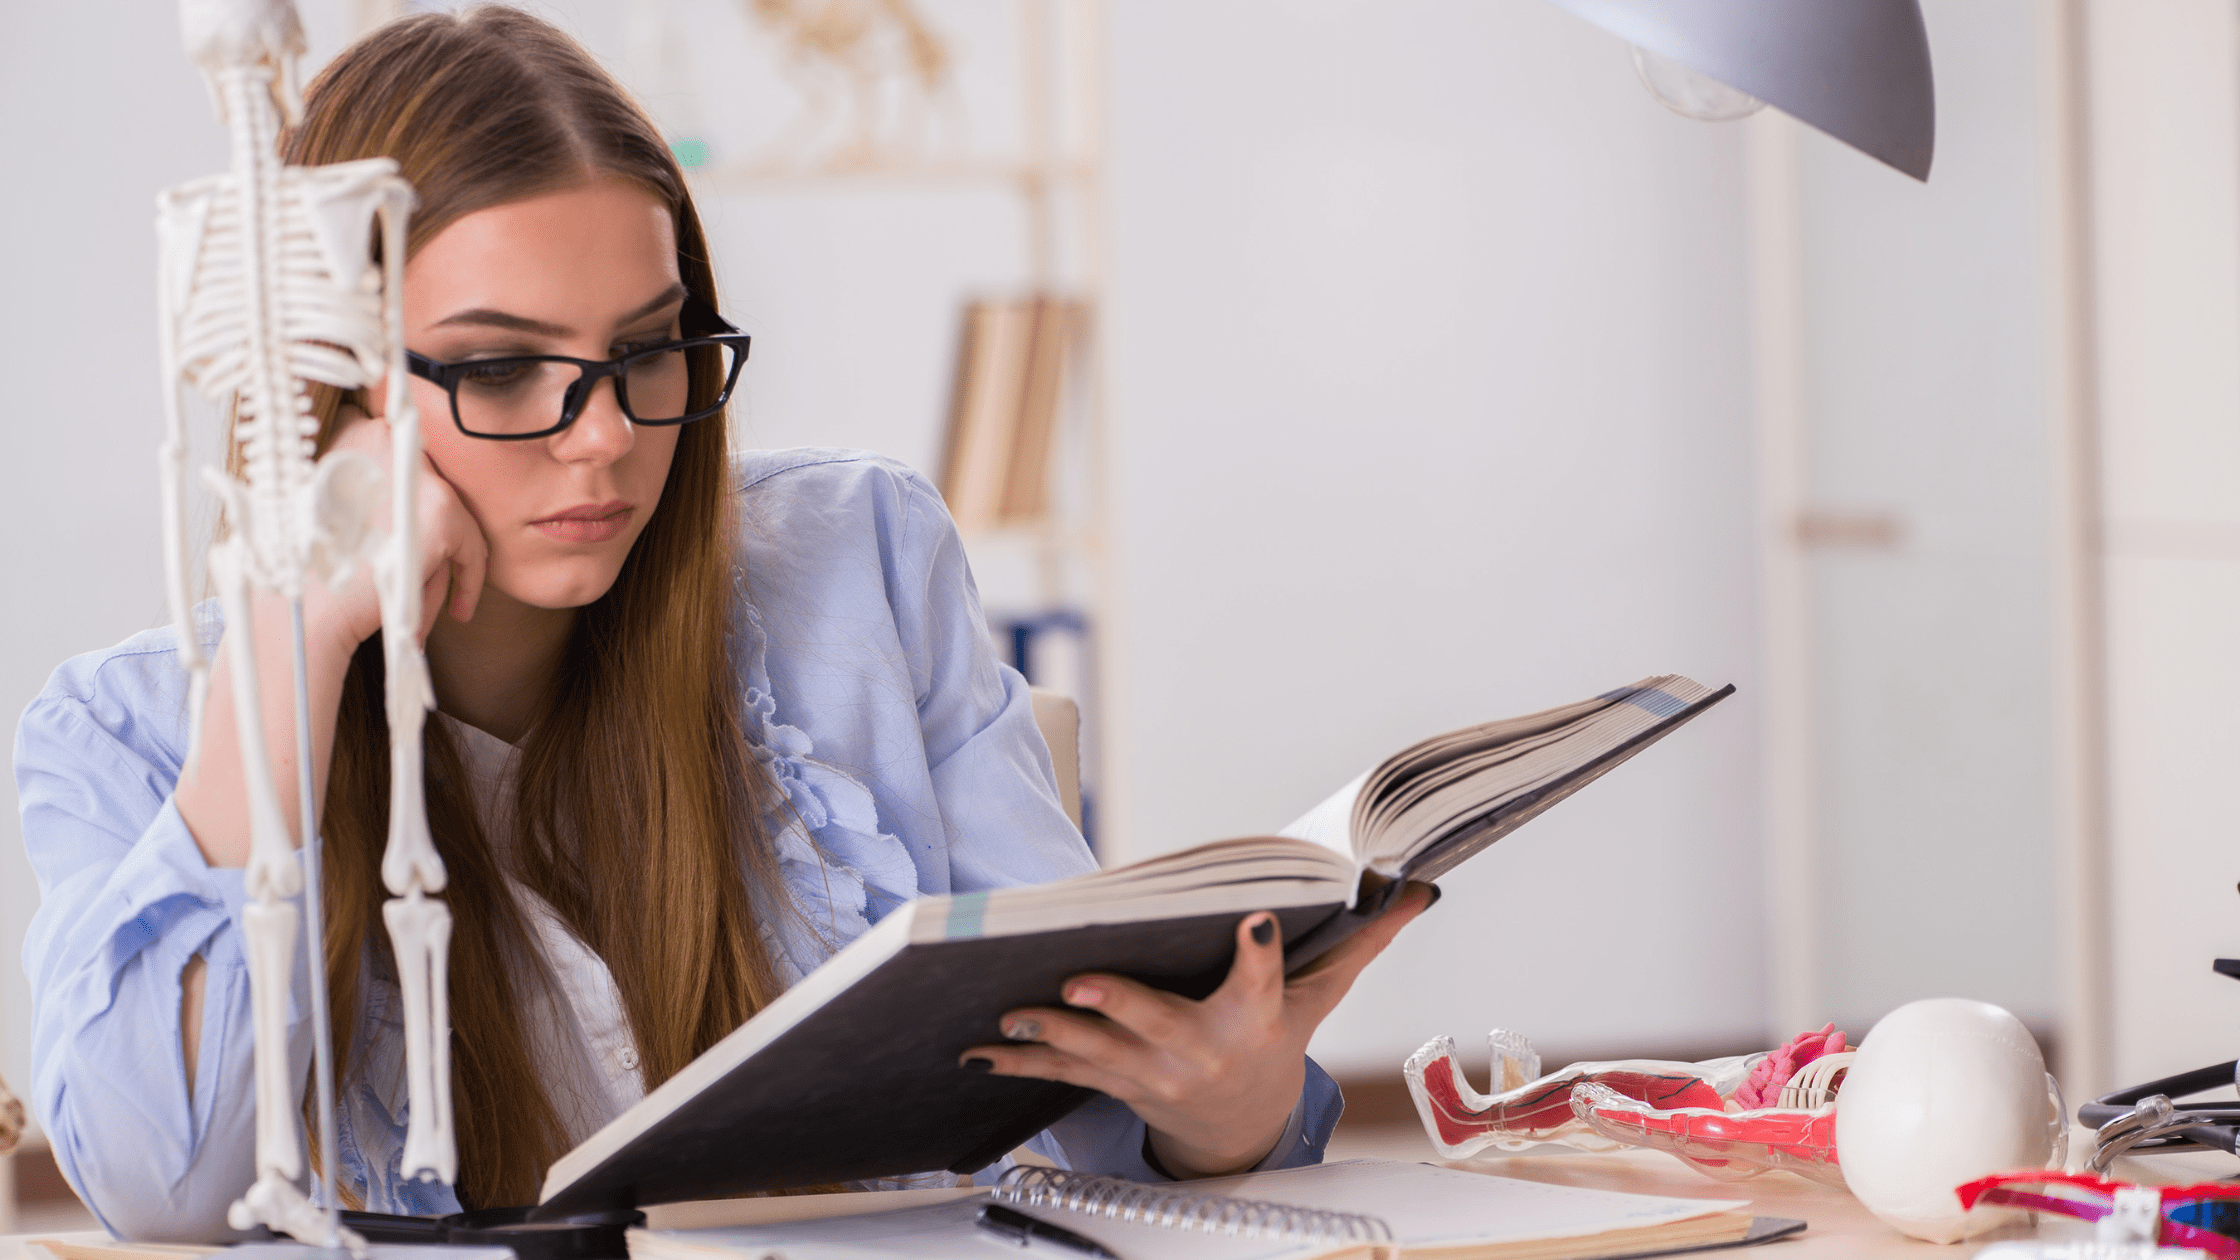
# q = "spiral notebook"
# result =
<box><xmin>625</xmin><ymin>1159</ymin><xmax>1792</xmax><ymax>1260</ymax></box>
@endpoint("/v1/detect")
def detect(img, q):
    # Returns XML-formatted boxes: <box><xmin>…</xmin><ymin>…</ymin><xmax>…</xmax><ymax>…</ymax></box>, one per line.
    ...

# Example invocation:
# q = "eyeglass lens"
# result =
<box><xmin>452</xmin><ymin>342</ymin><xmax>739</xmax><ymax>437</ymax></box>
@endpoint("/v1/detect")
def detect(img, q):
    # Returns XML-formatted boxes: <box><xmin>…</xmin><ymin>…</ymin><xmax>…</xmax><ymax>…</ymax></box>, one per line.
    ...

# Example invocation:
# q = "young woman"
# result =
<box><xmin>17</xmin><ymin>7</ymin><xmax>1427</xmax><ymax>1239</ymax></box>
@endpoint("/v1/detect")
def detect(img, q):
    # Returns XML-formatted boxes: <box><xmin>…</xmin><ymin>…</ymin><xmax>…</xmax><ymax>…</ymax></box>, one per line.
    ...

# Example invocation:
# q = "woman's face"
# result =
<box><xmin>400</xmin><ymin>176</ymin><xmax>686</xmax><ymax>611</ymax></box>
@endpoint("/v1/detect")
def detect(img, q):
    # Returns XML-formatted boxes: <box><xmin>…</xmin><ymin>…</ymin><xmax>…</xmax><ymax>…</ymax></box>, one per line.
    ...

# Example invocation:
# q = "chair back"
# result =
<box><xmin>1027</xmin><ymin>687</ymin><xmax>1084</xmax><ymax>832</ymax></box>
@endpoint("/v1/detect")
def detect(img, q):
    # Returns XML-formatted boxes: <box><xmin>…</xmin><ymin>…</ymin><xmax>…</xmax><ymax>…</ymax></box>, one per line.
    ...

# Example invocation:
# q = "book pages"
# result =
<box><xmin>1278</xmin><ymin>770</ymin><xmax>1371</xmax><ymax>867</ymax></box>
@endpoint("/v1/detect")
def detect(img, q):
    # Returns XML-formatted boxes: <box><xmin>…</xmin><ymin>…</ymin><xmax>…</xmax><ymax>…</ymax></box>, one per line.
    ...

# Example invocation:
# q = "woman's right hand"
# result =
<box><xmin>176</xmin><ymin>409</ymin><xmax>485</xmax><ymax>869</ymax></box>
<box><xmin>176</xmin><ymin>408</ymin><xmax>490</xmax><ymax>870</ymax></box>
<box><xmin>316</xmin><ymin>408</ymin><xmax>490</xmax><ymax>652</ymax></box>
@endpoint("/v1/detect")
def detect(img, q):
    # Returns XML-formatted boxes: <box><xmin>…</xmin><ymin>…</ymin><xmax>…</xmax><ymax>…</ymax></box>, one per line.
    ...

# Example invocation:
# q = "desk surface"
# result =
<box><xmin>1459</xmin><ymin>1145</ymin><xmax>2016</xmax><ymax>1257</ymax></box>
<box><xmin>7</xmin><ymin>1137</ymin><xmax>2228</xmax><ymax>1260</ymax></box>
<box><xmin>1464</xmin><ymin>1132</ymin><xmax>2240</xmax><ymax>1255</ymax></box>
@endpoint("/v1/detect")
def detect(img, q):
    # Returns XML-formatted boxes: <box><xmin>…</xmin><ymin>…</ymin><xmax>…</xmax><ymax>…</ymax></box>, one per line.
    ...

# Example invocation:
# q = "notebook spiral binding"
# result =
<box><xmin>993</xmin><ymin>1166</ymin><xmax>1394</xmax><ymax>1245</ymax></box>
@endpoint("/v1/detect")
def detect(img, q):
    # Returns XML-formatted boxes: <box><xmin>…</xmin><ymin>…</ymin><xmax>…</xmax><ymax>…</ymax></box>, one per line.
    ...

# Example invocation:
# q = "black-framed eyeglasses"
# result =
<box><xmin>405</xmin><ymin>294</ymin><xmax>750</xmax><ymax>440</ymax></box>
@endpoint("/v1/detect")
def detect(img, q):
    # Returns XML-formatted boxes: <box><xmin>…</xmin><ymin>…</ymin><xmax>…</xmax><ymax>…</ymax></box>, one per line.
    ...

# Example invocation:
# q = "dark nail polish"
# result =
<box><xmin>962</xmin><ymin>1056</ymin><xmax>994</xmax><ymax>1072</ymax></box>
<box><xmin>1251</xmin><ymin>916</ymin><xmax>1275</xmax><ymax>946</ymax></box>
<box><xmin>1004</xmin><ymin>1019</ymin><xmax>1041</xmax><ymax>1042</ymax></box>
<box><xmin>1425</xmin><ymin>883</ymin><xmax>1443</xmax><ymax>907</ymax></box>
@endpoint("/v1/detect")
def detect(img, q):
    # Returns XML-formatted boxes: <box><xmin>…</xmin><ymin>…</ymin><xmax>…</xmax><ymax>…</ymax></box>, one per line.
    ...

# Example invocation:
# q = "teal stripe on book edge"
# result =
<box><xmin>1619</xmin><ymin>687</ymin><xmax>1688</xmax><ymax>718</ymax></box>
<box><xmin>946</xmin><ymin>891</ymin><xmax>989</xmax><ymax>939</ymax></box>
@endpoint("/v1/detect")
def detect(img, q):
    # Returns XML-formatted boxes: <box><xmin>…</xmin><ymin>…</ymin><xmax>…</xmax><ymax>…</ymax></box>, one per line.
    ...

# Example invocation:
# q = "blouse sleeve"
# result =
<box><xmin>875</xmin><ymin>465</ymin><xmax>1346</xmax><ymax>1179</ymax></box>
<box><xmin>881</xmin><ymin>465</ymin><xmax>1098</xmax><ymax>893</ymax></box>
<box><xmin>1015</xmin><ymin>1059</ymin><xmax>1345</xmax><ymax>1181</ymax></box>
<box><xmin>16</xmin><ymin>653</ymin><xmax>304</xmax><ymax>1241</ymax></box>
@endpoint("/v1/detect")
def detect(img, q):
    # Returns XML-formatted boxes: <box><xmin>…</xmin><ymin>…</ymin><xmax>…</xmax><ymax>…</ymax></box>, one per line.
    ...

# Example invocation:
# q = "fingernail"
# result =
<box><xmin>1065</xmin><ymin>983</ymin><xmax>1103</xmax><ymax>1006</ymax></box>
<box><xmin>1425</xmin><ymin>883</ymin><xmax>1444</xmax><ymax>908</ymax></box>
<box><xmin>962</xmin><ymin>1056</ymin><xmax>994</xmax><ymax>1072</ymax></box>
<box><xmin>1251</xmin><ymin>916</ymin><xmax>1275</xmax><ymax>946</ymax></box>
<box><xmin>1004</xmin><ymin>1019</ymin><xmax>1041</xmax><ymax>1041</ymax></box>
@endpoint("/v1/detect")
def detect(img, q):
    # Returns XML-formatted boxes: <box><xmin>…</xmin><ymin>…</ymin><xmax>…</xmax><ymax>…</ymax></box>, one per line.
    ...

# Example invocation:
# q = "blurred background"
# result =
<box><xmin>5</xmin><ymin>0</ymin><xmax>2239</xmax><ymax>1226</ymax></box>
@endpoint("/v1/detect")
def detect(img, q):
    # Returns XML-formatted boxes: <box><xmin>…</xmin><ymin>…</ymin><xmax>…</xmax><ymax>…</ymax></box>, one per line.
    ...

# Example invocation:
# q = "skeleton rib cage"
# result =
<box><xmin>156</xmin><ymin>15</ymin><xmax>454</xmax><ymax>1249</ymax></box>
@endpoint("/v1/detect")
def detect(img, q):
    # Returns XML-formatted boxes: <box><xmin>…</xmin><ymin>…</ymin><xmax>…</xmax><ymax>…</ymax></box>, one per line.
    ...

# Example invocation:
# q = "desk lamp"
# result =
<box><xmin>1543</xmin><ymin>0</ymin><xmax>1938</xmax><ymax>181</ymax></box>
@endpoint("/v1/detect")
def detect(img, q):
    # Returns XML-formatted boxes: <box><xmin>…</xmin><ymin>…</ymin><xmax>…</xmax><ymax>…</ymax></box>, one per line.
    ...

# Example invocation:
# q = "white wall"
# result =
<box><xmin>0</xmin><ymin>1</ymin><xmax>232</xmax><ymax>1143</ymax></box>
<box><xmin>2083</xmin><ymin>0</ymin><xmax>2240</xmax><ymax>1091</ymax></box>
<box><xmin>1097</xmin><ymin>2</ymin><xmax>1768</xmax><ymax>1071</ymax></box>
<box><xmin>1786</xmin><ymin>0</ymin><xmax>2064</xmax><ymax>1038</ymax></box>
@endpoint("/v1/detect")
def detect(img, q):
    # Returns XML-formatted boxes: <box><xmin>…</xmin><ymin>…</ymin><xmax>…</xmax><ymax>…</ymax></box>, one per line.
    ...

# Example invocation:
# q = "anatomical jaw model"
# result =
<box><xmin>157</xmin><ymin>0</ymin><xmax>452</xmax><ymax>1247</ymax></box>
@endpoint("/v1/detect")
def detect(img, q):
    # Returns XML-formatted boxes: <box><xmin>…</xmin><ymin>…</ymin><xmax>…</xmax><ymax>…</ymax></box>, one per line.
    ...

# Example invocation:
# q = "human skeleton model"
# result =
<box><xmin>157</xmin><ymin>0</ymin><xmax>451</xmax><ymax>1246</ymax></box>
<box><xmin>744</xmin><ymin>0</ymin><xmax>952</xmax><ymax>168</ymax></box>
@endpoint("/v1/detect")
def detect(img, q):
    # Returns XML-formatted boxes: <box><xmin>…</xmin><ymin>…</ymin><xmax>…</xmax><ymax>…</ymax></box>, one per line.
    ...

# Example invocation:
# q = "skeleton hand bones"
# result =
<box><xmin>172</xmin><ymin>424</ymin><xmax>485</xmax><ymax>871</ymax></box>
<box><xmin>317</xmin><ymin>410</ymin><xmax>489</xmax><ymax>652</ymax></box>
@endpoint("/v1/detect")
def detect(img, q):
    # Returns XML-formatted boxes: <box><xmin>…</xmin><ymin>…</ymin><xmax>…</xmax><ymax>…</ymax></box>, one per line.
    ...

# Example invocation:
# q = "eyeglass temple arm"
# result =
<box><xmin>682</xmin><ymin>292</ymin><xmax>738</xmax><ymax>337</ymax></box>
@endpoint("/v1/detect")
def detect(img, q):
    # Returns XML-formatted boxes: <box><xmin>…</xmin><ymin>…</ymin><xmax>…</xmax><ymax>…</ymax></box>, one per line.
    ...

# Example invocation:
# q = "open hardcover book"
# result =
<box><xmin>532</xmin><ymin>676</ymin><xmax>1733</xmax><ymax>1216</ymax></box>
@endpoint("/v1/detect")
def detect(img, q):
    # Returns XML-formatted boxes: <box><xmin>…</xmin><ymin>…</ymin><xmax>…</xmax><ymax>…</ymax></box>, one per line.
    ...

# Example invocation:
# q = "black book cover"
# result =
<box><xmin>531</xmin><ymin>682</ymin><xmax>1733</xmax><ymax>1216</ymax></box>
<box><xmin>532</xmin><ymin>902</ymin><xmax>1346</xmax><ymax>1215</ymax></box>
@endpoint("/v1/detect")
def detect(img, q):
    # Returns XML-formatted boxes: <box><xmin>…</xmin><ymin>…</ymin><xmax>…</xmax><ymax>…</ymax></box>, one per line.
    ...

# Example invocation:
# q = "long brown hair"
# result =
<box><xmin>282</xmin><ymin>7</ymin><xmax>785</xmax><ymax>1208</ymax></box>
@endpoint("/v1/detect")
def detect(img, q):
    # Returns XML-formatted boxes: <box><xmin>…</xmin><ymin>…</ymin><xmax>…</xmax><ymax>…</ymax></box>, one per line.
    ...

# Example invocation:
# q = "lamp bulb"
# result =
<box><xmin>1631</xmin><ymin>46</ymin><xmax>1765</xmax><ymax>123</ymax></box>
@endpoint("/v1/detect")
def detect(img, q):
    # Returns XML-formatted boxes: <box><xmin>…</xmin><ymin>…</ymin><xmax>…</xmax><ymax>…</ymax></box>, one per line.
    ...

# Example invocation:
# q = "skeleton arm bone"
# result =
<box><xmin>169</xmin><ymin>410</ymin><xmax>483</xmax><ymax>1185</ymax></box>
<box><xmin>364</xmin><ymin>184</ymin><xmax>457</xmax><ymax>1185</ymax></box>
<box><xmin>156</xmin><ymin>192</ymin><xmax>213</xmax><ymax>774</ymax></box>
<box><xmin>171</xmin><ymin>420</ymin><xmax>485</xmax><ymax>872</ymax></box>
<box><xmin>170</xmin><ymin>550</ymin><xmax>363</xmax><ymax>871</ymax></box>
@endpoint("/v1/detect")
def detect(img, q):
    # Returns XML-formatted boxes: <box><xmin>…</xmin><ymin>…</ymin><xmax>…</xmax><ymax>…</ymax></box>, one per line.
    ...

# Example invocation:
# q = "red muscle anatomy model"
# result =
<box><xmin>1405</xmin><ymin>1025</ymin><xmax>1852</xmax><ymax>1188</ymax></box>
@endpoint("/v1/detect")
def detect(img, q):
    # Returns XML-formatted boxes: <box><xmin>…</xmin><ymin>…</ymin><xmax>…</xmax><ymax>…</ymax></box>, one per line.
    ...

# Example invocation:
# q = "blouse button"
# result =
<box><xmin>618</xmin><ymin>1047</ymin><xmax>640</xmax><ymax>1071</ymax></box>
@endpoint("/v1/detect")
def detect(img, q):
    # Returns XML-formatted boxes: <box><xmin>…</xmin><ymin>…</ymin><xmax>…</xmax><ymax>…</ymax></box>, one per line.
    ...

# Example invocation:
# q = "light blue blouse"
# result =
<box><xmin>16</xmin><ymin>448</ymin><xmax>1339</xmax><ymax>1240</ymax></box>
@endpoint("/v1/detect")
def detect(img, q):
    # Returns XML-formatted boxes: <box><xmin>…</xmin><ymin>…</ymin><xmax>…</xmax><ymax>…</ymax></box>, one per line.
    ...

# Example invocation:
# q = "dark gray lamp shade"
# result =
<box><xmin>1543</xmin><ymin>0</ymin><xmax>1937</xmax><ymax>181</ymax></box>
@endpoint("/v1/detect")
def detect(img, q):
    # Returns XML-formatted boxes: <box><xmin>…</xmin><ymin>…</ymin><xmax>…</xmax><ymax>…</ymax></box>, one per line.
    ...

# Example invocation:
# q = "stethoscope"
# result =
<box><xmin>2076</xmin><ymin>959</ymin><xmax>2240</xmax><ymax>1173</ymax></box>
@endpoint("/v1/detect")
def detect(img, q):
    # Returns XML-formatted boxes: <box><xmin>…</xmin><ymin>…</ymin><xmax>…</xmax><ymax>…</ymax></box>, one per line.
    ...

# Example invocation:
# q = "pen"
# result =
<box><xmin>975</xmin><ymin>1202</ymin><xmax>1122</xmax><ymax>1259</ymax></box>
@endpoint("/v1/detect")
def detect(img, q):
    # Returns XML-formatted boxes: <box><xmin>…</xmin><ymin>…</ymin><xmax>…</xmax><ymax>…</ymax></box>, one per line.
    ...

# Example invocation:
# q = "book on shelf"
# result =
<box><xmin>938</xmin><ymin>295</ymin><xmax>1082</xmax><ymax>531</ymax></box>
<box><xmin>627</xmin><ymin>1158</ymin><xmax>1798</xmax><ymax>1260</ymax></box>
<box><xmin>531</xmin><ymin>676</ymin><xmax>1735</xmax><ymax>1217</ymax></box>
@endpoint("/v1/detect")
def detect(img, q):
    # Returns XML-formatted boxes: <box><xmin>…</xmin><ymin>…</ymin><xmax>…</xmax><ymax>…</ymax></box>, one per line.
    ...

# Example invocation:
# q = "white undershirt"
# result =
<box><xmin>438</xmin><ymin>714</ymin><xmax>646</xmax><ymax>1146</ymax></box>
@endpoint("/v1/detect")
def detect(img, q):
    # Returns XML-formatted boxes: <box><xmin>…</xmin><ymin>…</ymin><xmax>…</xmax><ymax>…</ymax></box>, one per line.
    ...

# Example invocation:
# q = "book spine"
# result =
<box><xmin>1278</xmin><ymin>876</ymin><xmax>1401</xmax><ymax>976</ymax></box>
<box><xmin>1405</xmin><ymin>683</ymin><xmax>1738</xmax><ymax>885</ymax></box>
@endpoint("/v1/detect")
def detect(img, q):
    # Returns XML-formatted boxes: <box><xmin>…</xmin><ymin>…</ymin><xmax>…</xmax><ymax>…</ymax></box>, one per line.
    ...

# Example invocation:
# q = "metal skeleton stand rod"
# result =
<box><xmin>292</xmin><ymin>604</ymin><xmax>343</xmax><ymax>1241</ymax></box>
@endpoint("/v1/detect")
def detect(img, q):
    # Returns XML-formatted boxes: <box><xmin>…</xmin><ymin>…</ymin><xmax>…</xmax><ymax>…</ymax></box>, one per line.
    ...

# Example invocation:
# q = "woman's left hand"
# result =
<box><xmin>960</xmin><ymin>881</ymin><xmax>1436</xmax><ymax>1178</ymax></box>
